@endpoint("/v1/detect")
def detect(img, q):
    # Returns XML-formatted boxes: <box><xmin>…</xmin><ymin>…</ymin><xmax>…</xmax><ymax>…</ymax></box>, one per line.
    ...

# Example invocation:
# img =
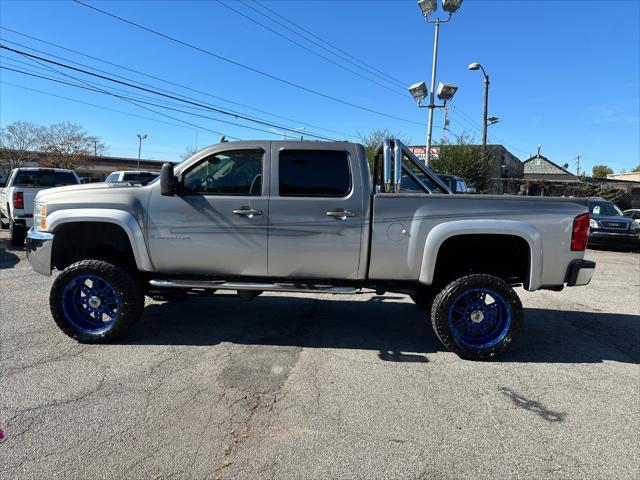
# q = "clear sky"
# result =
<box><xmin>1</xmin><ymin>0</ymin><xmax>638</xmax><ymax>173</ymax></box>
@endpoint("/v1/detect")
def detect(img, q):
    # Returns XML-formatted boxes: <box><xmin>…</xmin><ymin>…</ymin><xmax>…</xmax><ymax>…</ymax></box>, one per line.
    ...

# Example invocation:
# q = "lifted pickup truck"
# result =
<box><xmin>26</xmin><ymin>140</ymin><xmax>595</xmax><ymax>359</ymax></box>
<box><xmin>1</xmin><ymin>167</ymin><xmax>80</xmax><ymax>245</ymax></box>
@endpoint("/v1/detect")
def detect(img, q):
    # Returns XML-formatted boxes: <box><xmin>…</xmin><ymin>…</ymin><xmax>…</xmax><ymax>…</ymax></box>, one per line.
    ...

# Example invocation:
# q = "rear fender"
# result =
<box><xmin>418</xmin><ymin>219</ymin><xmax>543</xmax><ymax>290</ymax></box>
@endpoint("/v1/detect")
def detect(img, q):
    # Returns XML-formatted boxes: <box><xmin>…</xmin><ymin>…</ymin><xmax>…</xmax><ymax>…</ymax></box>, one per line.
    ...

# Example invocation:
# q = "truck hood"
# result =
<box><xmin>35</xmin><ymin>182</ymin><xmax>139</xmax><ymax>200</ymax></box>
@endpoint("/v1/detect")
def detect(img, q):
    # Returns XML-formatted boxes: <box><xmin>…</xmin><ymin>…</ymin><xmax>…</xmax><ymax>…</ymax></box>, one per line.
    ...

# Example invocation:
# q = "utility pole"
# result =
<box><xmin>93</xmin><ymin>140</ymin><xmax>97</xmax><ymax>157</ymax></box>
<box><xmin>576</xmin><ymin>155</ymin><xmax>581</xmax><ymax>177</ymax></box>
<box><xmin>136</xmin><ymin>133</ymin><xmax>147</xmax><ymax>170</ymax></box>
<box><xmin>441</xmin><ymin>104</ymin><xmax>451</xmax><ymax>144</ymax></box>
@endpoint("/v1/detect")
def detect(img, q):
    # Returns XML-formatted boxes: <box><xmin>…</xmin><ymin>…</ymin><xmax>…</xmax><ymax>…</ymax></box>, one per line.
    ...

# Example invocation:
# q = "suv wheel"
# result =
<box><xmin>430</xmin><ymin>274</ymin><xmax>523</xmax><ymax>360</ymax></box>
<box><xmin>50</xmin><ymin>259</ymin><xmax>145</xmax><ymax>343</ymax></box>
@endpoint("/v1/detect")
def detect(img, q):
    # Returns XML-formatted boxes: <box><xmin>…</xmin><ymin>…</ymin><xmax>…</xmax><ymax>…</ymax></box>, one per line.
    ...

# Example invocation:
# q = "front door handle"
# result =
<box><xmin>233</xmin><ymin>207</ymin><xmax>263</xmax><ymax>218</ymax></box>
<box><xmin>326</xmin><ymin>209</ymin><xmax>356</xmax><ymax>220</ymax></box>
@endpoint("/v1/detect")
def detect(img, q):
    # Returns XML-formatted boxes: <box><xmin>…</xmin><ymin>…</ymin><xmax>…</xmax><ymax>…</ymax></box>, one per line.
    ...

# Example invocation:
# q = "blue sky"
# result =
<box><xmin>1</xmin><ymin>0</ymin><xmax>638</xmax><ymax>173</ymax></box>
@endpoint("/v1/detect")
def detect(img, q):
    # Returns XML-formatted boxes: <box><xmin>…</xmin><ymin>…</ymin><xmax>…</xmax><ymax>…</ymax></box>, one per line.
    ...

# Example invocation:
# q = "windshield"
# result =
<box><xmin>590</xmin><ymin>201</ymin><xmax>623</xmax><ymax>217</ymax></box>
<box><xmin>13</xmin><ymin>170</ymin><xmax>78</xmax><ymax>187</ymax></box>
<box><xmin>122</xmin><ymin>172</ymin><xmax>159</xmax><ymax>185</ymax></box>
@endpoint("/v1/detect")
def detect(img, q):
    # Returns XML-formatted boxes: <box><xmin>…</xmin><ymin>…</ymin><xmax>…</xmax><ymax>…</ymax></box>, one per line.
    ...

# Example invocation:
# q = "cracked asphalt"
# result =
<box><xmin>1</xmin><ymin>230</ymin><xmax>639</xmax><ymax>479</ymax></box>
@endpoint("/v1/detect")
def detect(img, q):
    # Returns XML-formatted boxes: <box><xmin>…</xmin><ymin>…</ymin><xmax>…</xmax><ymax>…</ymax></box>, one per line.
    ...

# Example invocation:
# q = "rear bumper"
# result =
<box><xmin>588</xmin><ymin>231</ymin><xmax>639</xmax><ymax>247</ymax></box>
<box><xmin>26</xmin><ymin>228</ymin><xmax>54</xmax><ymax>276</ymax></box>
<box><xmin>565</xmin><ymin>259</ymin><xmax>596</xmax><ymax>287</ymax></box>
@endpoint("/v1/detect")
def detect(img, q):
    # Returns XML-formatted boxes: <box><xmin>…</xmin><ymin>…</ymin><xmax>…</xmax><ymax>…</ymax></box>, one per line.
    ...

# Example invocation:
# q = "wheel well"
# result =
<box><xmin>433</xmin><ymin>234</ymin><xmax>530</xmax><ymax>287</ymax></box>
<box><xmin>51</xmin><ymin>222</ymin><xmax>136</xmax><ymax>270</ymax></box>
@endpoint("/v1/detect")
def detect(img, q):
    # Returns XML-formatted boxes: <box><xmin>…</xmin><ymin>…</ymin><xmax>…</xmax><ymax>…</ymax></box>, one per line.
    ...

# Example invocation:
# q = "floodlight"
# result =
<box><xmin>468</xmin><ymin>62</ymin><xmax>481</xmax><ymax>71</ymax></box>
<box><xmin>441</xmin><ymin>0</ymin><xmax>463</xmax><ymax>13</ymax></box>
<box><xmin>418</xmin><ymin>0</ymin><xmax>438</xmax><ymax>16</ymax></box>
<box><xmin>408</xmin><ymin>81</ymin><xmax>428</xmax><ymax>102</ymax></box>
<box><xmin>437</xmin><ymin>82</ymin><xmax>458</xmax><ymax>101</ymax></box>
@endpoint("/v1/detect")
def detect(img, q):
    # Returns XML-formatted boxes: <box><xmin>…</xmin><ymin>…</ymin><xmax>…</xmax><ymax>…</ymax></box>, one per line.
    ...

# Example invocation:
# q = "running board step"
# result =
<box><xmin>148</xmin><ymin>279</ymin><xmax>359</xmax><ymax>295</ymax></box>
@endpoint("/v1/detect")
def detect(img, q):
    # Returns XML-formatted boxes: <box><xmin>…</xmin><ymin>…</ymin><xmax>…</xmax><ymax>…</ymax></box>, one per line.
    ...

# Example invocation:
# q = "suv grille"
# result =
<box><xmin>601</xmin><ymin>221</ymin><xmax>628</xmax><ymax>231</ymax></box>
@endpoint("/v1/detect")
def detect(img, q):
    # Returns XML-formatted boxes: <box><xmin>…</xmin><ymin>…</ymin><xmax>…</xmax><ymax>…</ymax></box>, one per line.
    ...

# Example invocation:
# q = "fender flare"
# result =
<box><xmin>47</xmin><ymin>208</ymin><xmax>154</xmax><ymax>272</ymax></box>
<box><xmin>418</xmin><ymin>219</ymin><xmax>543</xmax><ymax>290</ymax></box>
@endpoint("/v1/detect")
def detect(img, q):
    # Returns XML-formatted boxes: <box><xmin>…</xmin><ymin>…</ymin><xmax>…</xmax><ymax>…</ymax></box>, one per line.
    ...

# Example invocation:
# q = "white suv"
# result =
<box><xmin>105</xmin><ymin>170</ymin><xmax>160</xmax><ymax>185</ymax></box>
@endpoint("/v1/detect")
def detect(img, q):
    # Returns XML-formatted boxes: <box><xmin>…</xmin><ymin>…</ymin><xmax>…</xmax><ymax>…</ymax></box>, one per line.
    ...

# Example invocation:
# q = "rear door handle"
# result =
<box><xmin>326</xmin><ymin>209</ymin><xmax>356</xmax><ymax>220</ymax></box>
<box><xmin>233</xmin><ymin>208</ymin><xmax>262</xmax><ymax>218</ymax></box>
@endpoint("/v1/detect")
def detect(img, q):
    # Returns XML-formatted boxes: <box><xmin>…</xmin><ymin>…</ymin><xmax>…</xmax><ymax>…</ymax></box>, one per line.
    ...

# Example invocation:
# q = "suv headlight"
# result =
<box><xmin>33</xmin><ymin>201</ymin><xmax>48</xmax><ymax>232</ymax></box>
<box><xmin>589</xmin><ymin>218</ymin><xmax>599</xmax><ymax>229</ymax></box>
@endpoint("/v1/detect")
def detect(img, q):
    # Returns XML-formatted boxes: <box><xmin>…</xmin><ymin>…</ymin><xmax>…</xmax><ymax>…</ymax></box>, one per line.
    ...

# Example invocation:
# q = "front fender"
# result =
<box><xmin>418</xmin><ymin>219</ymin><xmax>543</xmax><ymax>290</ymax></box>
<box><xmin>47</xmin><ymin>208</ymin><xmax>154</xmax><ymax>272</ymax></box>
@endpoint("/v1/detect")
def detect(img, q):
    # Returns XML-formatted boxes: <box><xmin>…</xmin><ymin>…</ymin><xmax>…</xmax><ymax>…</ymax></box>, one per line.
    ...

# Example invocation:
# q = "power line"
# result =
<box><xmin>218</xmin><ymin>1</ymin><xmax>406</xmax><ymax>97</ymax></box>
<box><xmin>0</xmin><ymin>35</ymin><xmax>346</xmax><ymax>141</ymax></box>
<box><xmin>252</xmin><ymin>0</ymin><xmax>407</xmax><ymax>89</ymax></box>
<box><xmin>71</xmin><ymin>0</ymin><xmax>424</xmax><ymax>126</ymax></box>
<box><xmin>0</xmin><ymin>80</ymin><xmax>235</xmax><ymax>140</ymax></box>
<box><xmin>0</xmin><ymin>44</ymin><xmax>341</xmax><ymax>141</ymax></box>
<box><xmin>0</xmin><ymin>27</ymin><xmax>355</xmax><ymax>138</ymax></box>
<box><xmin>0</xmin><ymin>63</ymin><xmax>305</xmax><ymax>139</ymax></box>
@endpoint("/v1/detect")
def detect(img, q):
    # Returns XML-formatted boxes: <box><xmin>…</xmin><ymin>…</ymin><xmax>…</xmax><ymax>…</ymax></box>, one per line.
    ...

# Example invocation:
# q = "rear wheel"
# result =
<box><xmin>9</xmin><ymin>222</ymin><xmax>25</xmax><ymax>246</ymax></box>
<box><xmin>430</xmin><ymin>274</ymin><xmax>523</xmax><ymax>360</ymax></box>
<box><xmin>50</xmin><ymin>259</ymin><xmax>145</xmax><ymax>343</ymax></box>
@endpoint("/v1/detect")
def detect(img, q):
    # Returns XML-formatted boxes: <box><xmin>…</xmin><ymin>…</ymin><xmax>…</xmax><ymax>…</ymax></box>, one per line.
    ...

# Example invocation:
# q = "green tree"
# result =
<box><xmin>429</xmin><ymin>134</ymin><xmax>491</xmax><ymax>192</ymax></box>
<box><xmin>591</xmin><ymin>164</ymin><xmax>613</xmax><ymax>179</ymax></box>
<box><xmin>357</xmin><ymin>128</ymin><xmax>410</xmax><ymax>171</ymax></box>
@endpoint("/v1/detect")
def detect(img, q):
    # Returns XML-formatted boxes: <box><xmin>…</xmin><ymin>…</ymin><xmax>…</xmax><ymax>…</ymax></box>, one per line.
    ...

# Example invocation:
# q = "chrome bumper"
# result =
<box><xmin>26</xmin><ymin>228</ymin><xmax>54</xmax><ymax>276</ymax></box>
<box><xmin>565</xmin><ymin>259</ymin><xmax>596</xmax><ymax>287</ymax></box>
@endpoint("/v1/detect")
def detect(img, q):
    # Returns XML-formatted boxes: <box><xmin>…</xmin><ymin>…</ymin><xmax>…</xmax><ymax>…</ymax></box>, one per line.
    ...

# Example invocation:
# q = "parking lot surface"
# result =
<box><xmin>1</xmin><ymin>230</ymin><xmax>638</xmax><ymax>479</ymax></box>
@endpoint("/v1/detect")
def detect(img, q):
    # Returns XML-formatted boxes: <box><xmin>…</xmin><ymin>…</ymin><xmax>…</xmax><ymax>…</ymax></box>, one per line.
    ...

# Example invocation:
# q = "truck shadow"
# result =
<box><xmin>122</xmin><ymin>295</ymin><xmax>639</xmax><ymax>364</ymax></box>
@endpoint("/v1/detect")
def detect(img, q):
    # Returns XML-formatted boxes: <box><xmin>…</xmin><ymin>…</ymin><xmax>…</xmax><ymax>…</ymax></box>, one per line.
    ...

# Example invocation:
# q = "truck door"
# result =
<box><xmin>268</xmin><ymin>146</ymin><xmax>364</xmax><ymax>279</ymax></box>
<box><xmin>146</xmin><ymin>146</ymin><xmax>269</xmax><ymax>276</ymax></box>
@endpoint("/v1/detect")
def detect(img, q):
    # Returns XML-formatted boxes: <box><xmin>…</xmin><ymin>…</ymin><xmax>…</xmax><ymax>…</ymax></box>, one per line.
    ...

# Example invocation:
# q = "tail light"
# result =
<box><xmin>13</xmin><ymin>191</ymin><xmax>24</xmax><ymax>209</ymax></box>
<box><xmin>571</xmin><ymin>213</ymin><xmax>590</xmax><ymax>251</ymax></box>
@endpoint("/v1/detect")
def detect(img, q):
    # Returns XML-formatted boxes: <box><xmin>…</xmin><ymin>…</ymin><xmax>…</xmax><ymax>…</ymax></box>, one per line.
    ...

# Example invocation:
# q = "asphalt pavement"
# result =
<box><xmin>1</xmin><ymin>230</ymin><xmax>638</xmax><ymax>479</ymax></box>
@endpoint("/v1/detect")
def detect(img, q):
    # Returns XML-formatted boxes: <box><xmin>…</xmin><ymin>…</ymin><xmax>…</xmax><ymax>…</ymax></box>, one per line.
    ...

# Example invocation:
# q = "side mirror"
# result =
<box><xmin>160</xmin><ymin>163</ymin><xmax>177</xmax><ymax>196</ymax></box>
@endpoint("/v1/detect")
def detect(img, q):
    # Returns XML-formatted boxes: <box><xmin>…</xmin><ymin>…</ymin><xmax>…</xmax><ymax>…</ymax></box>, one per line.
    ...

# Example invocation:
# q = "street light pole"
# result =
<box><xmin>425</xmin><ymin>19</ymin><xmax>440</xmax><ymax>165</ymax></box>
<box><xmin>415</xmin><ymin>0</ymin><xmax>464</xmax><ymax>166</ymax></box>
<box><xmin>136</xmin><ymin>133</ymin><xmax>147</xmax><ymax>170</ymax></box>
<box><xmin>468</xmin><ymin>62</ymin><xmax>490</xmax><ymax>158</ymax></box>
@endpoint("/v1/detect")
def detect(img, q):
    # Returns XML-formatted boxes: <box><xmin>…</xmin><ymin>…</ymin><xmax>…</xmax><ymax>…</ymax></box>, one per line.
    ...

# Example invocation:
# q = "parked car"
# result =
<box><xmin>437</xmin><ymin>174</ymin><xmax>475</xmax><ymax>194</ymax></box>
<box><xmin>588</xmin><ymin>199</ymin><xmax>640</xmax><ymax>249</ymax></box>
<box><xmin>26</xmin><ymin>139</ymin><xmax>595</xmax><ymax>360</ymax></box>
<box><xmin>0</xmin><ymin>167</ymin><xmax>80</xmax><ymax>245</ymax></box>
<box><xmin>623</xmin><ymin>208</ymin><xmax>640</xmax><ymax>221</ymax></box>
<box><xmin>105</xmin><ymin>170</ymin><xmax>160</xmax><ymax>185</ymax></box>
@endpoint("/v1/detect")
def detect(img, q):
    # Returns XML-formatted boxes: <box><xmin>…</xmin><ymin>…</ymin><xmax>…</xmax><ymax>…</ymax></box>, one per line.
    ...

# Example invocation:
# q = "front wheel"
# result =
<box><xmin>430</xmin><ymin>274</ymin><xmax>523</xmax><ymax>360</ymax></box>
<box><xmin>50</xmin><ymin>259</ymin><xmax>145</xmax><ymax>343</ymax></box>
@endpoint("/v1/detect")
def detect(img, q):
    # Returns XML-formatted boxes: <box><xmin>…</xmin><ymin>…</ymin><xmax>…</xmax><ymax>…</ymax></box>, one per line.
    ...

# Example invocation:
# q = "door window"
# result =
<box><xmin>183</xmin><ymin>149</ymin><xmax>263</xmax><ymax>195</ymax></box>
<box><xmin>279</xmin><ymin>150</ymin><xmax>351</xmax><ymax>197</ymax></box>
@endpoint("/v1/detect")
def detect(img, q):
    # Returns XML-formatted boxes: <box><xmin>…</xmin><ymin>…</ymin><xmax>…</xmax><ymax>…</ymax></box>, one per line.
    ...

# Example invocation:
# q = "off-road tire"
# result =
<box><xmin>50</xmin><ymin>259</ymin><xmax>145</xmax><ymax>343</ymax></box>
<box><xmin>430</xmin><ymin>274</ymin><xmax>523</xmax><ymax>360</ymax></box>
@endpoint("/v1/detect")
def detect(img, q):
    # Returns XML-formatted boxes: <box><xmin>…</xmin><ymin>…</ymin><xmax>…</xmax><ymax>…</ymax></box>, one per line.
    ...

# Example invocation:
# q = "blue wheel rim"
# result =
<box><xmin>448</xmin><ymin>288</ymin><xmax>511</xmax><ymax>350</ymax></box>
<box><xmin>61</xmin><ymin>274</ymin><xmax>120</xmax><ymax>334</ymax></box>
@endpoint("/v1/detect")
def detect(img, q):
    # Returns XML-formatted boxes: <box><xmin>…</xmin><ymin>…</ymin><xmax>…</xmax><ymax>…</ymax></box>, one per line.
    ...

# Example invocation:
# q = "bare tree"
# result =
<box><xmin>38</xmin><ymin>122</ymin><xmax>106</xmax><ymax>169</ymax></box>
<box><xmin>180</xmin><ymin>145</ymin><xmax>199</xmax><ymax>161</ymax></box>
<box><xmin>0</xmin><ymin>121</ymin><xmax>42</xmax><ymax>173</ymax></box>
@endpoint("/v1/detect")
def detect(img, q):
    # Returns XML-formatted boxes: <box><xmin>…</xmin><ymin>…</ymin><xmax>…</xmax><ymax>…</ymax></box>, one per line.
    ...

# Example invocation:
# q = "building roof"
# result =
<box><xmin>523</xmin><ymin>155</ymin><xmax>577</xmax><ymax>177</ymax></box>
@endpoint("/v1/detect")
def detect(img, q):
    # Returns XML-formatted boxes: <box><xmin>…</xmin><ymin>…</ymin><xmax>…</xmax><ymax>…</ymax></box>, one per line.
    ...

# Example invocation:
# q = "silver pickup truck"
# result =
<box><xmin>26</xmin><ymin>139</ymin><xmax>595</xmax><ymax>359</ymax></box>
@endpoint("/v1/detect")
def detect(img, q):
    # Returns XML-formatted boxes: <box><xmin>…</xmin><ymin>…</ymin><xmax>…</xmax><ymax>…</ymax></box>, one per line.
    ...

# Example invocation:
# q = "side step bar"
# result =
<box><xmin>149</xmin><ymin>279</ymin><xmax>359</xmax><ymax>295</ymax></box>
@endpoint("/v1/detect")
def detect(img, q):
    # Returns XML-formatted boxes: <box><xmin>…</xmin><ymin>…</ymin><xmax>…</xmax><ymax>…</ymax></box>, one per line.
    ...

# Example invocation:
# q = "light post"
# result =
<box><xmin>468</xmin><ymin>62</ymin><xmax>490</xmax><ymax>157</ymax></box>
<box><xmin>415</xmin><ymin>0</ymin><xmax>464</xmax><ymax>165</ymax></box>
<box><xmin>136</xmin><ymin>133</ymin><xmax>147</xmax><ymax>170</ymax></box>
<box><xmin>409</xmin><ymin>81</ymin><xmax>459</xmax><ymax>163</ymax></box>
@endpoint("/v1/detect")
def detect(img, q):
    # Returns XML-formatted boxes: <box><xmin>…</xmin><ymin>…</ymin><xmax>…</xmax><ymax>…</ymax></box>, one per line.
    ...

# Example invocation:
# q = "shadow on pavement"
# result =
<box><xmin>0</xmin><ymin>244</ymin><xmax>20</xmax><ymax>269</ymax></box>
<box><xmin>121</xmin><ymin>295</ymin><xmax>639</xmax><ymax>364</ymax></box>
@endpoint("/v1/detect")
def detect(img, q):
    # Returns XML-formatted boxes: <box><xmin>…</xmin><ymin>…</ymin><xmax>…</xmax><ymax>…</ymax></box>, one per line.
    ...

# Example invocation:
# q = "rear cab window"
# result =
<box><xmin>13</xmin><ymin>170</ymin><xmax>78</xmax><ymax>187</ymax></box>
<box><xmin>278</xmin><ymin>150</ymin><xmax>351</xmax><ymax>197</ymax></box>
<box><xmin>122</xmin><ymin>172</ymin><xmax>159</xmax><ymax>185</ymax></box>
